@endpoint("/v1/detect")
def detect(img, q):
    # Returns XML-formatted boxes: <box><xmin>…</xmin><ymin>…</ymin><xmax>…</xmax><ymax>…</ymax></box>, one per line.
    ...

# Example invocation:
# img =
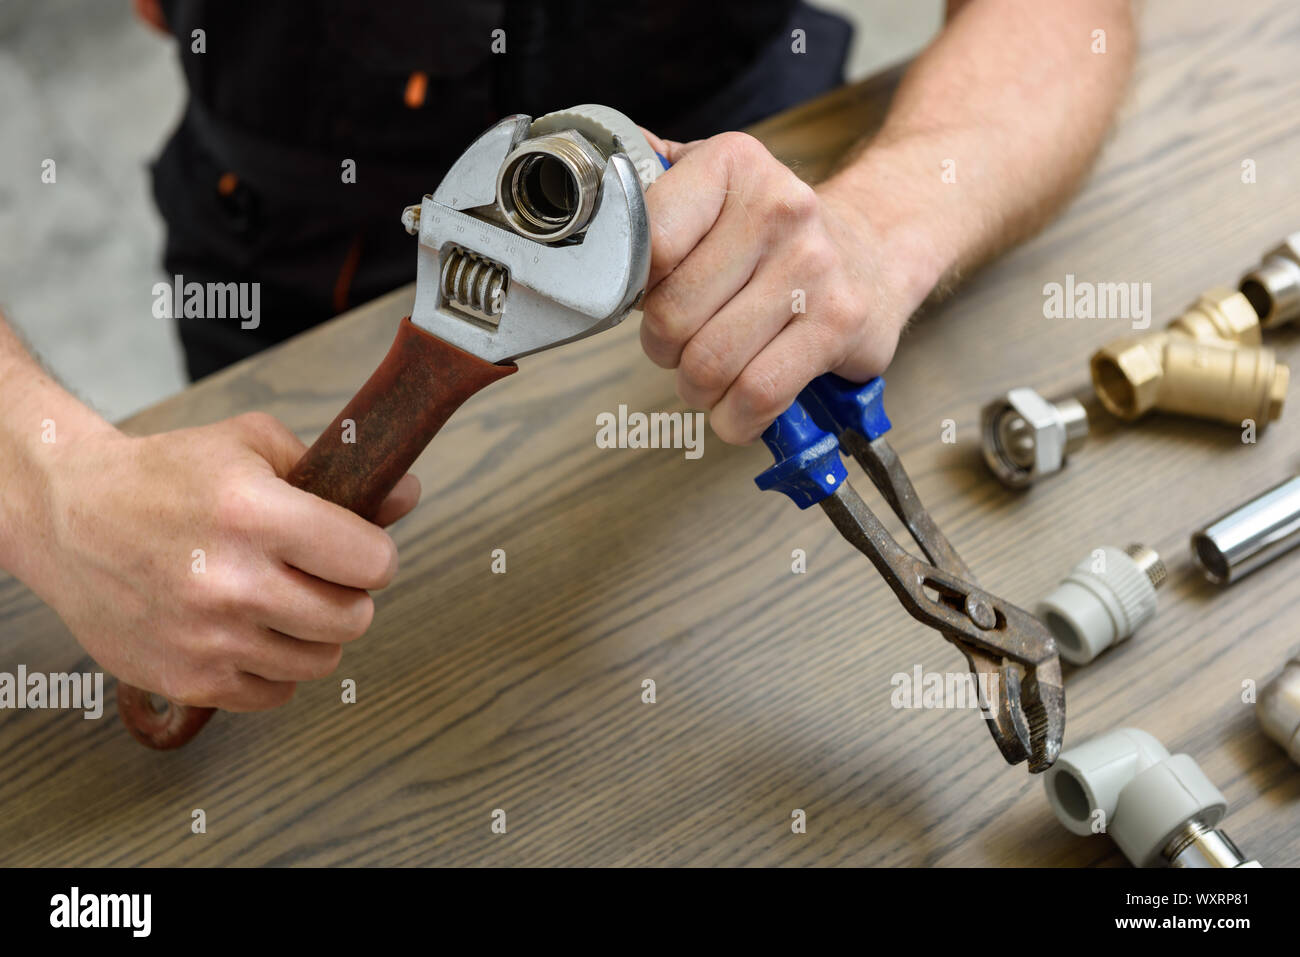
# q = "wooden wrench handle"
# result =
<box><xmin>118</xmin><ymin>318</ymin><xmax>516</xmax><ymax>749</ymax></box>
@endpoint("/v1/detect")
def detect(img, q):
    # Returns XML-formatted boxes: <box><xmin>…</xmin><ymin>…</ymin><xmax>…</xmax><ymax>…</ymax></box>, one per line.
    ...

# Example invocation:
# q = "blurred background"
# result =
<box><xmin>0</xmin><ymin>0</ymin><xmax>941</xmax><ymax>420</ymax></box>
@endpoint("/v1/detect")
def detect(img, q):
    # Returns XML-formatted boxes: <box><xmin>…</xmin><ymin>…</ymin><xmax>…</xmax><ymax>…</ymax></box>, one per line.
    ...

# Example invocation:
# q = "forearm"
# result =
<box><xmin>0</xmin><ymin>314</ymin><xmax>114</xmax><ymax>588</ymax></box>
<box><xmin>823</xmin><ymin>0</ymin><xmax>1136</xmax><ymax>306</ymax></box>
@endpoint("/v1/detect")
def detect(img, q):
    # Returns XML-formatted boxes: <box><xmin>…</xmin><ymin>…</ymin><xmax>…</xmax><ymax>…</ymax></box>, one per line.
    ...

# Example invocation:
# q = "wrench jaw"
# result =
<box><xmin>408</xmin><ymin>115</ymin><xmax>652</xmax><ymax>364</ymax></box>
<box><xmin>429</xmin><ymin>114</ymin><xmax>533</xmax><ymax>212</ymax></box>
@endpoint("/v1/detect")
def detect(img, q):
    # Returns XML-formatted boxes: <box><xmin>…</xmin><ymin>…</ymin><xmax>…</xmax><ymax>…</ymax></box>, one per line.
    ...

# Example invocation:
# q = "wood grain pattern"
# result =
<box><xmin>2</xmin><ymin>0</ymin><xmax>1299</xmax><ymax>866</ymax></box>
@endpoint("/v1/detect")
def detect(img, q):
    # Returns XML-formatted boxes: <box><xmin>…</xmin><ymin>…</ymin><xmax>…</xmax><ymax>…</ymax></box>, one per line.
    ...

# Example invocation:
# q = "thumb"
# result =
<box><xmin>228</xmin><ymin>412</ymin><xmax>309</xmax><ymax>477</ymax></box>
<box><xmin>229</xmin><ymin>412</ymin><xmax>420</xmax><ymax>527</ymax></box>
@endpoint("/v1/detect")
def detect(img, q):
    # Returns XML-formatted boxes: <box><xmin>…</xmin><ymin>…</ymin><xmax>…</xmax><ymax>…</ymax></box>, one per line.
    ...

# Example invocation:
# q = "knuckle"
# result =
<box><xmin>733</xmin><ymin>366</ymin><xmax>786</xmax><ymax>423</ymax></box>
<box><xmin>792</xmin><ymin>231</ymin><xmax>835</xmax><ymax>273</ymax></box>
<box><xmin>781</xmin><ymin>178</ymin><xmax>819</xmax><ymax>220</ymax></box>
<box><xmin>213</xmin><ymin>477</ymin><xmax>268</xmax><ymax>537</ymax></box>
<box><xmin>306</xmin><ymin>645</ymin><xmax>344</xmax><ymax>680</ymax></box>
<box><xmin>234</xmin><ymin>410</ymin><xmax>282</xmax><ymax>442</ymax></box>
<box><xmin>641</xmin><ymin>285</ymin><xmax>692</xmax><ymax>359</ymax></box>
<box><xmin>650</xmin><ymin>217</ymin><xmax>690</xmax><ymax>275</ymax></box>
<box><xmin>194</xmin><ymin>626</ymin><xmax>243</xmax><ymax>668</ymax></box>
<box><xmin>822</xmin><ymin>284</ymin><xmax>862</xmax><ymax>335</ymax></box>
<box><xmin>756</xmin><ymin>174</ymin><xmax>815</xmax><ymax>226</ymax></box>
<box><xmin>716</xmin><ymin>130</ymin><xmax>764</xmax><ymax>165</ymax></box>
<box><xmin>678</xmin><ymin>337</ymin><xmax>732</xmax><ymax>401</ymax></box>
<box><xmin>266</xmin><ymin>682</ymin><xmax>297</xmax><ymax>709</ymax></box>
<box><xmin>200</xmin><ymin>569</ymin><xmax>255</xmax><ymax>619</ymax></box>
<box><xmin>239</xmin><ymin>410</ymin><xmax>276</xmax><ymax>430</ymax></box>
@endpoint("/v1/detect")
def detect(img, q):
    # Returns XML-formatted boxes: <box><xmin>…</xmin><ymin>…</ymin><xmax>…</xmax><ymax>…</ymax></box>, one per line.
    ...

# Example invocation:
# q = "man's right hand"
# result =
<box><xmin>28</xmin><ymin>412</ymin><xmax>419</xmax><ymax>711</ymax></box>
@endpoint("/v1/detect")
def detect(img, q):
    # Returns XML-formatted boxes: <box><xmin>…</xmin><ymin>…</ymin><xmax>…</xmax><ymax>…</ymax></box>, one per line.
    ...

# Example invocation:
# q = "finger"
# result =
<box><xmin>644</xmin><ymin>134</ymin><xmax>755</xmax><ymax>287</ymax></box>
<box><xmin>672</xmin><ymin>261</ymin><xmax>799</xmax><ymax>408</ymax></box>
<box><xmin>251</xmin><ymin>563</ymin><xmax>375</xmax><ymax>644</ymax></box>
<box><xmin>637</xmin><ymin>126</ymin><xmax>673</xmax><ymax>157</ymax></box>
<box><xmin>216</xmin><ymin>673</ymin><xmax>297</xmax><ymax>713</ymax></box>
<box><xmin>372</xmin><ymin>472</ymin><xmax>421</xmax><ymax>528</ymax></box>
<box><xmin>639</xmin><ymin>197</ymin><xmax>765</xmax><ymax>369</ymax></box>
<box><xmin>259</xmin><ymin>482</ymin><xmax>400</xmax><ymax>590</ymax></box>
<box><xmin>636</xmin><ymin>126</ymin><xmax>705</xmax><ymax>166</ymax></box>
<box><xmin>659</xmin><ymin>138</ymin><xmax>708</xmax><ymax>165</ymax></box>
<box><xmin>236</xmin><ymin>629</ymin><xmax>344</xmax><ymax>683</ymax></box>
<box><xmin>710</xmin><ymin>315</ymin><xmax>848</xmax><ymax>445</ymax></box>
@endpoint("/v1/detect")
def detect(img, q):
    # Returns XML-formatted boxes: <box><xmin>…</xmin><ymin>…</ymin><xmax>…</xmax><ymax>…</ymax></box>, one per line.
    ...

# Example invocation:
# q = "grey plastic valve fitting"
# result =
<box><xmin>1034</xmin><ymin>545</ymin><xmax>1165</xmax><ymax>665</ymax></box>
<box><xmin>1044</xmin><ymin>728</ymin><xmax>1259</xmax><ymax>868</ymax></box>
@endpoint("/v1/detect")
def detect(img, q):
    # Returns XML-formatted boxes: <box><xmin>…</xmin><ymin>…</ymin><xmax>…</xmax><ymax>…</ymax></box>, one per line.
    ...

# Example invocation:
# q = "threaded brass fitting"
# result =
<box><xmin>1240</xmin><ymin>232</ymin><xmax>1300</xmax><ymax>329</ymax></box>
<box><xmin>1166</xmin><ymin>285</ymin><xmax>1261</xmax><ymax>345</ymax></box>
<box><xmin>1090</xmin><ymin>283</ymin><xmax>1286</xmax><ymax>426</ymax></box>
<box><xmin>1091</xmin><ymin>332</ymin><xmax>1287</xmax><ymax>426</ymax></box>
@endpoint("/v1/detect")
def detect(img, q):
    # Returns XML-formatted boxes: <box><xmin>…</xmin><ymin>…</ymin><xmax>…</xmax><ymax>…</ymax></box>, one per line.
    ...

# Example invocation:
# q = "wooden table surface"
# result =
<box><xmin>4</xmin><ymin>0</ymin><xmax>1299</xmax><ymax>867</ymax></box>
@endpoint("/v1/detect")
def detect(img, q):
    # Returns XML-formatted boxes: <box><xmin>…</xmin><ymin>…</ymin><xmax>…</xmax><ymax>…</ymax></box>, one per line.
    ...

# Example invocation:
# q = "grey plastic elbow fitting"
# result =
<box><xmin>1044</xmin><ymin>728</ymin><xmax>1259</xmax><ymax>868</ymax></box>
<box><xmin>1034</xmin><ymin>545</ymin><xmax>1165</xmax><ymax>665</ymax></box>
<box><xmin>1258</xmin><ymin>656</ymin><xmax>1300</xmax><ymax>764</ymax></box>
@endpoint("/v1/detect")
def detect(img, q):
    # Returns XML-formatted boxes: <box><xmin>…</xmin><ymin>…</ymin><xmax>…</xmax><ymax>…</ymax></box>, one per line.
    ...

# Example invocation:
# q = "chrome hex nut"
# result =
<box><xmin>981</xmin><ymin>387</ymin><xmax>1088</xmax><ymax>489</ymax></box>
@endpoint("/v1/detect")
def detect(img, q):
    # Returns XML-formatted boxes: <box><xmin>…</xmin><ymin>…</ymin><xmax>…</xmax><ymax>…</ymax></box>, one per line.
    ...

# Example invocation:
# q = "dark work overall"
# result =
<box><xmin>151</xmin><ymin>0</ymin><xmax>852</xmax><ymax>380</ymax></box>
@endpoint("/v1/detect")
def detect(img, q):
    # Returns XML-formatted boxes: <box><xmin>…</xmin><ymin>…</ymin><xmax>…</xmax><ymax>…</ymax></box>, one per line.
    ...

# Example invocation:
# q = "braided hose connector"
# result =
<box><xmin>1035</xmin><ymin>545</ymin><xmax>1165</xmax><ymax>665</ymax></box>
<box><xmin>980</xmin><ymin>387</ymin><xmax>1088</xmax><ymax>489</ymax></box>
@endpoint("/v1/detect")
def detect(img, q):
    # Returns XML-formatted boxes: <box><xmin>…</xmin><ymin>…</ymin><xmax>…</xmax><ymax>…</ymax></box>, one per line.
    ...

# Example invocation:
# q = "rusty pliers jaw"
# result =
<box><xmin>758</xmin><ymin>374</ymin><xmax>1066</xmax><ymax>773</ymax></box>
<box><xmin>407</xmin><ymin>113</ymin><xmax>652</xmax><ymax>364</ymax></box>
<box><xmin>819</xmin><ymin>482</ymin><xmax>1065</xmax><ymax>771</ymax></box>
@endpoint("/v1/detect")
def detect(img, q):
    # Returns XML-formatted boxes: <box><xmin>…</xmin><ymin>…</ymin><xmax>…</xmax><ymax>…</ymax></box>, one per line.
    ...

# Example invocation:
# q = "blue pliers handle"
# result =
<box><xmin>755</xmin><ymin>374</ymin><xmax>891</xmax><ymax>508</ymax></box>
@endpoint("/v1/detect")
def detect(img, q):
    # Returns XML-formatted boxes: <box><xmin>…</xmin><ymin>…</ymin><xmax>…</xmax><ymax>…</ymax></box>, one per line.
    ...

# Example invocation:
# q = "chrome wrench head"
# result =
<box><xmin>407</xmin><ymin>113</ymin><xmax>652</xmax><ymax>363</ymax></box>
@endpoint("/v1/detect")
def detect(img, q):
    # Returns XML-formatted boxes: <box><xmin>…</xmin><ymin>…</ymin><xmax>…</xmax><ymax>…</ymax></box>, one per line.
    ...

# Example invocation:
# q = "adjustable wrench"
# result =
<box><xmin>118</xmin><ymin>105</ymin><xmax>662</xmax><ymax>747</ymax></box>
